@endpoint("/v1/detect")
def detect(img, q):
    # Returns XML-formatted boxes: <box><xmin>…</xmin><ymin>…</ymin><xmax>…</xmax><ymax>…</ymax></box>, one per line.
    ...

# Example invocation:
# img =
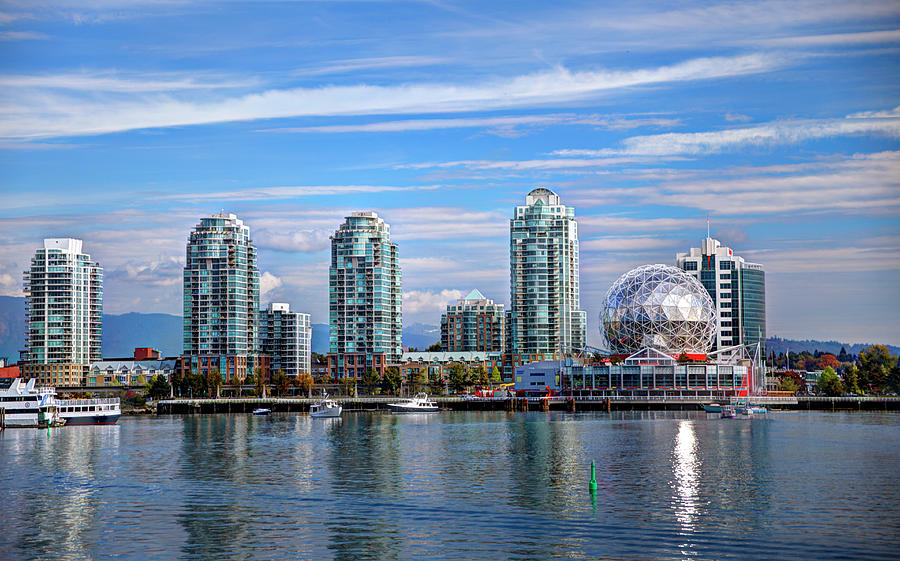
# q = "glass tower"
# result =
<box><xmin>327</xmin><ymin>212</ymin><xmax>402</xmax><ymax>378</ymax></box>
<box><xmin>441</xmin><ymin>289</ymin><xmax>505</xmax><ymax>352</ymax></box>
<box><xmin>182</xmin><ymin>213</ymin><xmax>260</xmax><ymax>382</ymax></box>
<box><xmin>23</xmin><ymin>238</ymin><xmax>103</xmax><ymax>386</ymax></box>
<box><xmin>508</xmin><ymin>188</ymin><xmax>586</xmax><ymax>365</ymax></box>
<box><xmin>676</xmin><ymin>237</ymin><xmax>766</xmax><ymax>355</ymax></box>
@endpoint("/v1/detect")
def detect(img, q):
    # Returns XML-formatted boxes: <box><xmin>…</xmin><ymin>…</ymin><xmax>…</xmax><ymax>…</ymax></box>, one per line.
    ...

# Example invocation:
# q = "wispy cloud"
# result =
<box><xmin>753</xmin><ymin>28</ymin><xmax>900</xmax><ymax>47</ymax></box>
<box><xmin>0</xmin><ymin>71</ymin><xmax>256</xmax><ymax>92</ymax></box>
<box><xmin>0</xmin><ymin>53</ymin><xmax>782</xmax><ymax>140</ymax></box>
<box><xmin>163</xmin><ymin>184</ymin><xmax>440</xmax><ymax>201</ymax></box>
<box><xmin>292</xmin><ymin>56</ymin><xmax>449</xmax><ymax>76</ymax></box>
<box><xmin>0</xmin><ymin>31</ymin><xmax>47</xmax><ymax>41</ymax></box>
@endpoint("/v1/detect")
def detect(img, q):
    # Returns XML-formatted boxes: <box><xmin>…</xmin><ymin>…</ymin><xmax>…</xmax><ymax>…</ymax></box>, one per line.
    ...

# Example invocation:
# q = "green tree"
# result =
<box><xmin>816</xmin><ymin>366</ymin><xmax>843</xmax><ymax>397</ymax></box>
<box><xmin>426</xmin><ymin>342</ymin><xmax>441</xmax><ymax>352</ymax></box>
<box><xmin>410</xmin><ymin>370</ymin><xmax>427</xmax><ymax>394</ymax></box>
<box><xmin>885</xmin><ymin>364</ymin><xmax>900</xmax><ymax>395</ymax></box>
<box><xmin>842</xmin><ymin>365</ymin><xmax>862</xmax><ymax>395</ymax></box>
<box><xmin>471</xmin><ymin>365</ymin><xmax>489</xmax><ymax>388</ymax></box>
<box><xmin>254</xmin><ymin>366</ymin><xmax>266</xmax><ymax>397</ymax></box>
<box><xmin>777</xmin><ymin>377</ymin><xmax>799</xmax><ymax>393</ymax></box>
<box><xmin>490</xmin><ymin>366</ymin><xmax>502</xmax><ymax>386</ymax></box>
<box><xmin>147</xmin><ymin>375</ymin><xmax>172</xmax><ymax>400</ymax></box>
<box><xmin>272</xmin><ymin>369</ymin><xmax>290</xmax><ymax>397</ymax></box>
<box><xmin>448</xmin><ymin>363</ymin><xmax>470</xmax><ymax>394</ymax></box>
<box><xmin>170</xmin><ymin>370</ymin><xmax>184</xmax><ymax>396</ymax></box>
<box><xmin>382</xmin><ymin>366</ymin><xmax>401</xmax><ymax>394</ymax></box>
<box><xmin>362</xmin><ymin>368</ymin><xmax>382</xmax><ymax>395</ymax></box>
<box><xmin>857</xmin><ymin>345</ymin><xmax>897</xmax><ymax>393</ymax></box>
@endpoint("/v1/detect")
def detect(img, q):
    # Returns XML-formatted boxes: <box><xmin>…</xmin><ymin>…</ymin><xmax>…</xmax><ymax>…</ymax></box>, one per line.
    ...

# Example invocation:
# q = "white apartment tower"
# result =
<box><xmin>23</xmin><ymin>238</ymin><xmax>103</xmax><ymax>386</ymax></box>
<box><xmin>258</xmin><ymin>303</ymin><xmax>312</xmax><ymax>378</ymax></box>
<box><xmin>508</xmin><ymin>188</ymin><xmax>586</xmax><ymax>366</ymax></box>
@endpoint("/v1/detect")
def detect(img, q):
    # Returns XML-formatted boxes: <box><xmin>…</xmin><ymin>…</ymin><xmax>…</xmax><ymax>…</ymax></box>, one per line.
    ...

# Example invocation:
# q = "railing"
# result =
<box><xmin>798</xmin><ymin>396</ymin><xmax>900</xmax><ymax>402</ymax></box>
<box><xmin>58</xmin><ymin>398</ymin><xmax>120</xmax><ymax>406</ymax></box>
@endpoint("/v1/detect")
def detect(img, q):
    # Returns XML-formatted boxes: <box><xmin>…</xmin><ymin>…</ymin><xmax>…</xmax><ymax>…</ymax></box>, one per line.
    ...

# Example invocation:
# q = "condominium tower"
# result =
<box><xmin>182</xmin><ymin>213</ymin><xmax>260</xmax><ymax>382</ymax></box>
<box><xmin>22</xmin><ymin>238</ymin><xmax>103</xmax><ymax>386</ymax></box>
<box><xmin>327</xmin><ymin>212</ymin><xmax>401</xmax><ymax>378</ymax></box>
<box><xmin>258</xmin><ymin>303</ymin><xmax>311</xmax><ymax>377</ymax></box>
<box><xmin>441</xmin><ymin>289</ymin><xmax>505</xmax><ymax>352</ymax></box>
<box><xmin>676</xmin><ymin>237</ymin><xmax>766</xmax><ymax>354</ymax></box>
<box><xmin>508</xmin><ymin>188</ymin><xmax>586</xmax><ymax>366</ymax></box>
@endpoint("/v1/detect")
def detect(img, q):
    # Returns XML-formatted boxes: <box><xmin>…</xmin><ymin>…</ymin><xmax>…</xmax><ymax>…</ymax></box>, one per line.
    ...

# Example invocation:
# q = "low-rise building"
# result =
<box><xmin>394</xmin><ymin>351</ymin><xmax>503</xmax><ymax>386</ymax></box>
<box><xmin>88</xmin><ymin>359</ymin><xmax>177</xmax><ymax>387</ymax></box>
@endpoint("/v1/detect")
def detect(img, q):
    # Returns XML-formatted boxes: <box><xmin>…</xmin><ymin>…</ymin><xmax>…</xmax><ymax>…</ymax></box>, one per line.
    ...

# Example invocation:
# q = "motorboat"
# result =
<box><xmin>720</xmin><ymin>405</ymin><xmax>737</xmax><ymax>419</ymax></box>
<box><xmin>310</xmin><ymin>393</ymin><xmax>342</xmax><ymax>418</ymax></box>
<box><xmin>700</xmin><ymin>402</ymin><xmax>722</xmax><ymax>413</ymax></box>
<box><xmin>386</xmin><ymin>392</ymin><xmax>439</xmax><ymax>413</ymax></box>
<box><xmin>57</xmin><ymin>397</ymin><xmax>121</xmax><ymax>425</ymax></box>
<box><xmin>0</xmin><ymin>378</ymin><xmax>62</xmax><ymax>428</ymax></box>
<box><xmin>252</xmin><ymin>408</ymin><xmax>271</xmax><ymax>416</ymax></box>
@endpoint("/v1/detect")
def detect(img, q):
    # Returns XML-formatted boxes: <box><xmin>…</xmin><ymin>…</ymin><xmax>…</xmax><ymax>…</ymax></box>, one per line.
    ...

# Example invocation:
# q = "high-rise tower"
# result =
<box><xmin>441</xmin><ymin>289</ymin><xmax>505</xmax><ymax>352</ymax></box>
<box><xmin>258</xmin><ymin>303</ymin><xmax>311</xmax><ymax>378</ymax></box>
<box><xmin>327</xmin><ymin>212</ymin><xmax>401</xmax><ymax>378</ymax></box>
<box><xmin>182</xmin><ymin>213</ymin><xmax>260</xmax><ymax>382</ymax></box>
<box><xmin>508</xmin><ymin>188</ymin><xmax>586</xmax><ymax>366</ymax></box>
<box><xmin>676</xmin><ymin>237</ymin><xmax>766</xmax><ymax>354</ymax></box>
<box><xmin>22</xmin><ymin>238</ymin><xmax>103</xmax><ymax>386</ymax></box>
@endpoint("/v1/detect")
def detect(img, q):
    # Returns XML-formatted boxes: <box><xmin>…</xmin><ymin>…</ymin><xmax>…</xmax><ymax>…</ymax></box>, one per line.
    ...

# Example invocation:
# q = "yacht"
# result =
<box><xmin>386</xmin><ymin>392</ymin><xmax>439</xmax><ymax>413</ymax></box>
<box><xmin>57</xmin><ymin>397</ymin><xmax>121</xmax><ymax>425</ymax></box>
<box><xmin>310</xmin><ymin>393</ymin><xmax>342</xmax><ymax>418</ymax></box>
<box><xmin>252</xmin><ymin>408</ymin><xmax>271</xmax><ymax>416</ymax></box>
<box><xmin>0</xmin><ymin>378</ymin><xmax>62</xmax><ymax>428</ymax></box>
<box><xmin>700</xmin><ymin>402</ymin><xmax>723</xmax><ymax>413</ymax></box>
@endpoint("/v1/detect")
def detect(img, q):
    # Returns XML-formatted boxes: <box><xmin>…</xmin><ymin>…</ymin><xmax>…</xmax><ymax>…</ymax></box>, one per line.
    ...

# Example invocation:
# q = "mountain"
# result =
<box><xmin>766</xmin><ymin>336</ymin><xmax>899</xmax><ymax>357</ymax></box>
<box><xmin>102</xmin><ymin>313</ymin><xmax>183</xmax><ymax>357</ymax></box>
<box><xmin>403</xmin><ymin>322</ymin><xmax>441</xmax><ymax>350</ymax></box>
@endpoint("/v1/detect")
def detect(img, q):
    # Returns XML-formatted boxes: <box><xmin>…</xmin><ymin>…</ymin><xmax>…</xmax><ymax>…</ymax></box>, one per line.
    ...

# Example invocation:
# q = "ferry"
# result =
<box><xmin>57</xmin><ymin>398</ymin><xmax>121</xmax><ymax>425</ymax></box>
<box><xmin>0</xmin><ymin>378</ymin><xmax>62</xmax><ymax>428</ymax></box>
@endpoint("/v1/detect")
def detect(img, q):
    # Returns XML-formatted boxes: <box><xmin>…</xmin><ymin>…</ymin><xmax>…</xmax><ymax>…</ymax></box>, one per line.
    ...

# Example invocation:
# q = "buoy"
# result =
<box><xmin>589</xmin><ymin>461</ymin><xmax>597</xmax><ymax>492</ymax></box>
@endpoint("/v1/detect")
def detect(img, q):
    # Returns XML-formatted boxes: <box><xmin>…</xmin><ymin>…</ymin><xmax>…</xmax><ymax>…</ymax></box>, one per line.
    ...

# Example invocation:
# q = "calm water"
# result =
<box><xmin>1</xmin><ymin>411</ymin><xmax>898</xmax><ymax>560</ymax></box>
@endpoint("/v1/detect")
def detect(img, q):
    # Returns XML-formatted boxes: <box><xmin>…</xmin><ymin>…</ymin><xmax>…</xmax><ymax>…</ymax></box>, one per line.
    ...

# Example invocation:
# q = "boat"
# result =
<box><xmin>0</xmin><ymin>378</ymin><xmax>62</xmax><ymax>428</ymax></box>
<box><xmin>720</xmin><ymin>405</ymin><xmax>737</xmax><ymax>419</ymax></box>
<box><xmin>57</xmin><ymin>397</ymin><xmax>121</xmax><ymax>425</ymax></box>
<box><xmin>386</xmin><ymin>392</ymin><xmax>439</xmax><ymax>413</ymax></box>
<box><xmin>700</xmin><ymin>402</ymin><xmax>723</xmax><ymax>413</ymax></box>
<box><xmin>310</xmin><ymin>393</ymin><xmax>342</xmax><ymax>418</ymax></box>
<box><xmin>252</xmin><ymin>408</ymin><xmax>271</xmax><ymax>416</ymax></box>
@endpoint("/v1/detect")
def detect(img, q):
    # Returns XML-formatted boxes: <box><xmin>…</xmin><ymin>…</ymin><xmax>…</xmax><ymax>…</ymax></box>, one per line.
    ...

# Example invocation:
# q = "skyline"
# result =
<box><xmin>0</xmin><ymin>1</ymin><xmax>898</xmax><ymax>346</ymax></box>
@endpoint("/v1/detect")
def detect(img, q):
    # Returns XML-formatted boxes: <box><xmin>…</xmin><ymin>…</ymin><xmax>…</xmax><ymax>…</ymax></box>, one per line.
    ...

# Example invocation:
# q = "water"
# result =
<box><xmin>1</xmin><ymin>411</ymin><xmax>898</xmax><ymax>560</ymax></box>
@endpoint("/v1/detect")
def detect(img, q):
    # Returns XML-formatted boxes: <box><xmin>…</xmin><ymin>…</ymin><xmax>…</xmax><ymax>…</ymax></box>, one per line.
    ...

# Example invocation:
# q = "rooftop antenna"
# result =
<box><xmin>706</xmin><ymin>214</ymin><xmax>710</xmax><ymax>239</ymax></box>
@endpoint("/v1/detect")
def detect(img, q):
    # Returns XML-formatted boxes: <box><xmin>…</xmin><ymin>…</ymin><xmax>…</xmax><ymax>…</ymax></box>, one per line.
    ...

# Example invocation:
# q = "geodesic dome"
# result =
<box><xmin>602</xmin><ymin>264</ymin><xmax>716</xmax><ymax>355</ymax></box>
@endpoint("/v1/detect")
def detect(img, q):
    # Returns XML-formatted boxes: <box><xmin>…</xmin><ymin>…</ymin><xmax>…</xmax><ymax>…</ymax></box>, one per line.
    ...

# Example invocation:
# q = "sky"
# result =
<box><xmin>0</xmin><ymin>0</ymin><xmax>898</xmax><ymax>347</ymax></box>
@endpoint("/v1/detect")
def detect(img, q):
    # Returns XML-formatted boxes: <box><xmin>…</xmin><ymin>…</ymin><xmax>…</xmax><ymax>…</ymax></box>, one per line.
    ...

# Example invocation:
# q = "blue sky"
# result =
<box><xmin>0</xmin><ymin>0</ymin><xmax>898</xmax><ymax>347</ymax></box>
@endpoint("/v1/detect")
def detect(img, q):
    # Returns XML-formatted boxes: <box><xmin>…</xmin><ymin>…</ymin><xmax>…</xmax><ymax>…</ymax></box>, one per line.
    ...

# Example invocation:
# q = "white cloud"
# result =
<box><xmin>260</xmin><ymin>271</ymin><xmax>283</xmax><ymax>297</ymax></box>
<box><xmin>292</xmin><ymin>56</ymin><xmax>449</xmax><ymax>77</ymax></box>
<box><xmin>0</xmin><ymin>53</ymin><xmax>782</xmax><ymax>140</ymax></box>
<box><xmin>581</xmin><ymin>237</ymin><xmax>682</xmax><ymax>252</ymax></box>
<box><xmin>163</xmin><ymin>184</ymin><xmax>440</xmax><ymax>201</ymax></box>
<box><xmin>0</xmin><ymin>31</ymin><xmax>48</xmax><ymax>41</ymax></box>
<box><xmin>255</xmin><ymin>228</ymin><xmax>332</xmax><ymax>253</ymax></box>
<box><xmin>753</xmin><ymin>28</ymin><xmax>900</xmax><ymax>47</ymax></box>
<box><xmin>403</xmin><ymin>289</ymin><xmax>465</xmax><ymax>315</ymax></box>
<box><xmin>0</xmin><ymin>71</ymin><xmax>255</xmax><ymax>92</ymax></box>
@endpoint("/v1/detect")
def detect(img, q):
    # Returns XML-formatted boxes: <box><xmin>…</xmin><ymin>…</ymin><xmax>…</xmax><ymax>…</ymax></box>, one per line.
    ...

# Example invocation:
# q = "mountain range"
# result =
<box><xmin>1</xmin><ymin>296</ymin><xmax>896</xmax><ymax>361</ymax></box>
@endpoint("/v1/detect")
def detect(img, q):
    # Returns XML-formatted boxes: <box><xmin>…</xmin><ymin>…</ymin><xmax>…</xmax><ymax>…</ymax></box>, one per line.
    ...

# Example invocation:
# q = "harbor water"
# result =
<box><xmin>1</xmin><ymin>411</ymin><xmax>898</xmax><ymax>560</ymax></box>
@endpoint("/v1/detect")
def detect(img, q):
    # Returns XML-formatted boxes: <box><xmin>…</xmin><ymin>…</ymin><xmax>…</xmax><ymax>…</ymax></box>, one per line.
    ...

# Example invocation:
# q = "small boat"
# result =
<box><xmin>721</xmin><ymin>405</ymin><xmax>737</xmax><ymax>419</ymax></box>
<box><xmin>58</xmin><ymin>397</ymin><xmax>121</xmax><ymax>425</ymax></box>
<box><xmin>252</xmin><ymin>408</ymin><xmax>271</xmax><ymax>416</ymax></box>
<box><xmin>386</xmin><ymin>392</ymin><xmax>439</xmax><ymax>413</ymax></box>
<box><xmin>700</xmin><ymin>402</ymin><xmax>722</xmax><ymax>413</ymax></box>
<box><xmin>310</xmin><ymin>393</ymin><xmax>342</xmax><ymax>418</ymax></box>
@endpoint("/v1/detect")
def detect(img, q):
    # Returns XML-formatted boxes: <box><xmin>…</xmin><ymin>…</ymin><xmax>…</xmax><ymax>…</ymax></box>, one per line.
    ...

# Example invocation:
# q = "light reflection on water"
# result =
<box><xmin>1</xmin><ymin>411</ymin><xmax>899</xmax><ymax>560</ymax></box>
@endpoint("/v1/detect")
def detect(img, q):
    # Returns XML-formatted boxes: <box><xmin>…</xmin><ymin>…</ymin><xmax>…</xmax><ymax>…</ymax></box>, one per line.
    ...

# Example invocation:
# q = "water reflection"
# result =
<box><xmin>671</xmin><ymin>420</ymin><xmax>701</xmax><ymax>549</ymax></box>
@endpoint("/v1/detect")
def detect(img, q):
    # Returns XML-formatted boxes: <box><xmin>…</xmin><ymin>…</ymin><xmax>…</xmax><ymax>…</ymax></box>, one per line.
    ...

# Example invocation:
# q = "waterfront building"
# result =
<box><xmin>440</xmin><ymin>289</ymin><xmax>505</xmax><ymax>352</ymax></box>
<box><xmin>182</xmin><ymin>213</ymin><xmax>260</xmax><ymax>383</ymax></box>
<box><xmin>393</xmin><ymin>351</ymin><xmax>503</xmax><ymax>389</ymax></box>
<box><xmin>327</xmin><ymin>212</ymin><xmax>402</xmax><ymax>378</ymax></box>
<box><xmin>676</xmin><ymin>237</ymin><xmax>766</xmax><ymax>354</ymax></box>
<box><xmin>258</xmin><ymin>303</ymin><xmax>311</xmax><ymax>377</ymax></box>
<box><xmin>88</xmin><ymin>359</ymin><xmax>177</xmax><ymax>387</ymax></box>
<box><xmin>508</xmin><ymin>188</ymin><xmax>586</xmax><ymax>368</ymax></box>
<box><xmin>22</xmin><ymin>238</ymin><xmax>103</xmax><ymax>387</ymax></box>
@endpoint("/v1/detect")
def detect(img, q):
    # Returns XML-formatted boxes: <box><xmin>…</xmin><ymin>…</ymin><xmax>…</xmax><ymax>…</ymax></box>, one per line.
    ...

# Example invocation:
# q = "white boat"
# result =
<box><xmin>386</xmin><ymin>392</ymin><xmax>439</xmax><ymax>413</ymax></box>
<box><xmin>721</xmin><ymin>405</ymin><xmax>737</xmax><ymax>419</ymax></box>
<box><xmin>310</xmin><ymin>393</ymin><xmax>342</xmax><ymax>418</ymax></box>
<box><xmin>252</xmin><ymin>408</ymin><xmax>271</xmax><ymax>416</ymax></box>
<box><xmin>0</xmin><ymin>378</ymin><xmax>62</xmax><ymax>428</ymax></box>
<box><xmin>57</xmin><ymin>397</ymin><xmax>121</xmax><ymax>425</ymax></box>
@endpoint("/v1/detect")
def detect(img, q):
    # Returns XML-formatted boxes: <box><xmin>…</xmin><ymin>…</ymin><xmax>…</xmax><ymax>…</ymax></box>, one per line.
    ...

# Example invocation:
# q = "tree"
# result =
<box><xmin>170</xmin><ymin>370</ymin><xmax>184</xmax><ymax>397</ymax></box>
<box><xmin>448</xmin><ymin>363</ymin><xmax>470</xmax><ymax>394</ymax></box>
<box><xmin>272</xmin><ymin>369</ymin><xmax>290</xmax><ymax>397</ymax></box>
<box><xmin>244</xmin><ymin>371</ymin><xmax>257</xmax><ymax>397</ymax></box>
<box><xmin>362</xmin><ymin>368</ymin><xmax>381</xmax><ymax>395</ymax></box>
<box><xmin>842</xmin><ymin>365</ymin><xmax>862</xmax><ymax>395</ymax></box>
<box><xmin>471</xmin><ymin>365</ymin><xmax>489</xmax><ymax>388</ymax></box>
<box><xmin>410</xmin><ymin>370</ymin><xmax>427</xmax><ymax>394</ymax></box>
<box><xmin>147</xmin><ymin>375</ymin><xmax>171</xmax><ymax>400</ymax></box>
<box><xmin>817</xmin><ymin>354</ymin><xmax>840</xmax><ymax>371</ymax></box>
<box><xmin>207</xmin><ymin>367</ymin><xmax>223</xmax><ymax>398</ymax></box>
<box><xmin>296</xmin><ymin>373</ymin><xmax>314</xmax><ymax>398</ymax></box>
<box><xmin>816</xmin><ymin>366</ymin><xmax>843</xmax><ymax>397</ymax></box>
<box><xmin>858</xmin><ymin>345</ymin><xmax>898</xmax><ymax>393</ymax></box>
<box><xmin>490</xmin><ymin>366</ymin><xmax>502</xmax><ymax>386</ymax></box>
<box><xmin>254</xmin><ymin>366</ymin><xmax>266</xmax><ymax>398</ymax></box>
<box><xmin>426</xmin><ymin>342</ymin><xmax>441</xmax><ymax>352</ymax></box>
<box><xmin>778</xmin><ymin>377</ymin><xmax>799</xmax><ymax>393</ymax></box>
<box><xmin>382</xmin><ymin>366</ymin><xmax>401</xmax><ymax>395</ymax></box>
<box><xmin>886</xmin><ymin>364</ymin><xmax>900</xmax><ymax>395</ymax></box>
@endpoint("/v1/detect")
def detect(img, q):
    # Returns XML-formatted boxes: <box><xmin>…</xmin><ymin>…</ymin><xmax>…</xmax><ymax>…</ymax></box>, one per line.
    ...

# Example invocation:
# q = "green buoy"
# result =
<box><xmin>589</xmin><ymin>461</ymin><xmax>597</xmax><ymax>492</ymax></box>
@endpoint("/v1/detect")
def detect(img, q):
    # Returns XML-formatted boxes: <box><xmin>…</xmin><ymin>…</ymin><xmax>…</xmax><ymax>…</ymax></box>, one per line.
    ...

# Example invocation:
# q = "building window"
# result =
<box><xmin>683</xmin><ymin>261</ymin><xmax>698</xmax><ymax>271</ymax></box>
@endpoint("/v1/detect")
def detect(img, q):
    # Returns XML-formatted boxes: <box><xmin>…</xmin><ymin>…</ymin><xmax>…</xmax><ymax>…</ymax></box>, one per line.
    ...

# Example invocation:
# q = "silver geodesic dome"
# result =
<box><xmin>602</xmin><ymin>264</ymin><xmax>716</xmax><ymax>355</ymax></box>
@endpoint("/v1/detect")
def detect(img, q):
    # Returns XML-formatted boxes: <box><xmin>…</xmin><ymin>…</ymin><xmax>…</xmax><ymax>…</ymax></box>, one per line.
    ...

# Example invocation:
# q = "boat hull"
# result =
<box><xmin>310</xmin><ymin>407</ymin><xmax>342</xmax><ymax>418</ymax></box>
<box><xmin>387</xmin><ymin>405</ymin><xmax>439</xmax><ymax>413</ymax></box>
<box><xmin>61</xmin><ymin>414</ymin><xmax>121</xmax><ymax>425</ymax></box>
<box><xmin>701</xmin><ymin>403</ymin><xmax>722</xmax><ymax>413</ymax></box>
